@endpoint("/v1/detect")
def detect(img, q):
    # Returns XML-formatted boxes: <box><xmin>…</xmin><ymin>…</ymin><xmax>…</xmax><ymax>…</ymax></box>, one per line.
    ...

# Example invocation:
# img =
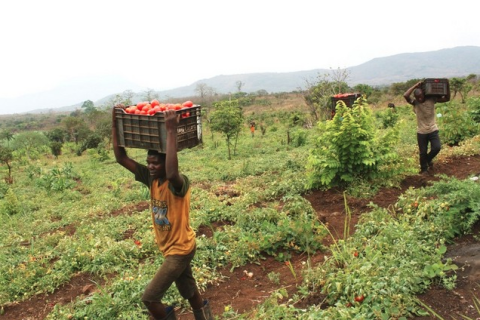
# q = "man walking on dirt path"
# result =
<box><xmin>404</xmin><ymin>81</ymin><xmax>441</xmax><ymax>174</ymax></box>
<box><xmin>112</xmin><ymin>107</ymin><xmax>213</xmax><ymax>320</ymax></box>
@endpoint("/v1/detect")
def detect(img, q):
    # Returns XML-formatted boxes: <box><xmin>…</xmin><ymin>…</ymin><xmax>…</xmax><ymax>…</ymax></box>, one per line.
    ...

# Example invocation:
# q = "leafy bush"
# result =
<box><xmin>1</xmin><ymin>188</ymin><xmax>20</xmax><ymax>215</ymax></box>
<box><xmin>437</xmin><ymin>103</ymin><xmax>480</xmax><ymax>146</ymax></box>
<box><xmin>306</xmin><ymin>97</ymin><xmax>402</xmax><ymax>189</ymax></box>
<box><xmin>289</xmin><ymin>129</ymin><xmax>308</xmax><ymax>147</ymax></box>
<box><xmin>35</xmin><ymin>162</ymin><xmax>78</xmax><ymax>192</ymax></box>
<box><xmin>467</xmin><ymin>97</ymin><xmax>480</xmax><ymax>122</ymax></box>
<box><xmin>376</xmin><ymin>107</ymin><xmax>400</xmax><ymax>129</ymax></box>
<box><xmin>297</xmin><ymin>177</ymin><xmax>480</xmax><ymax>319</ymax></box>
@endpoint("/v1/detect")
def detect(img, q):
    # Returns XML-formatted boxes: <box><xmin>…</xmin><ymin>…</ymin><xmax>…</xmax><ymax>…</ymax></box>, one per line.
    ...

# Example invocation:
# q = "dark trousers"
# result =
<box><xmin>417</xmin><ymin>130</ymin><xmax>441</xmax><ymax>171</ymax></box>
<box><xmin>142</xmin><ymin>247</ymin><xmax>197</xmax><ymax>303</ymax></box>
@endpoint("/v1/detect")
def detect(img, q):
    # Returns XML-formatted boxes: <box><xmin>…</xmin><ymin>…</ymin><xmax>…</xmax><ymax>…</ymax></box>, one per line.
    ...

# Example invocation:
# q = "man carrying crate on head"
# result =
<box><xmin>112</xmin><ymin>107</ymin><xmax>213</xmax><ymax>320</ymax></box>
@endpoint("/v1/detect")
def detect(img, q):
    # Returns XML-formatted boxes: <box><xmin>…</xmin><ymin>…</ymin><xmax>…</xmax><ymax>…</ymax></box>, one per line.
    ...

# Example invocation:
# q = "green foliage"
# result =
<box><xmin>403</xmin><ymin>176</ymin><xmax>480</xmax><ymax>238</ymax></box>
<box><xmin>87</xmin><ymin>143</ymin><xmax>110</xmax><ymax>163</ymax></box>
<box><xmin>45</xmin><ymin>128</ymin><xmax>68</xmax><ymax>143</ymax></box>
<box><xmin>353</xmin><ymin>83</ymin><xmax>375</xmax><ymax>98</ymax></box>
<box><xmin>289</xmin><ymin>129</ymin><xmax>308</xmax><ymax>147</ymax></box>
<box><xmin>0</xmin><ymin>145</ymin><xmax>13</xmax><ymax>168</ymax></box>
<box><xmin>437</xmin><ymin>103</ymin><xmax>480</xmax><ymax>146</ymax></box>
<box><xmin>50</xmin><ymin>141</ymin><xmax>62</xmax><ymax>158</ymax></box>
<box><xmin>303</xmin><ymin>70</ymin><xmax>350</xmax><ymax>121</ymax></box>
<box><xmin>467</xmin><ymin>97</ymin><xmax>480</xmax><ymax>122</ymax></box>
<box><xmin>376</xmin><ymin>108</ymin><xmax>400</xmax><ymax>129</ymax></box>
<box><xmin>389</xmin><ymin>79</ymin><xmax>422</xmax><ymax>96</ymax></box>
<box><xmin>289</xmin><ymin>112</ymin><xmax>306</xmax><ymax>127</ymax></box>
<box><xmin>34</xmin><ymin>162</ymin><xmax>78</xmax><ymax>192</ymax></box>
<box><xmin>1</xmin><ymin>188</ymin><xmax>20</xmax><ymax>215</ymax></box>
<box><xmin>81</xmin><ymin>100</ymin><xmax>96</xmax><ymax>114</ymax></box>
<box><xmin>0</xmin><ymin>129</ymin><xmax>14</xmax><ymax>146</ymax></box>
<box><xmin>298</xmin><ymin>177</ymin><xmax>479</xmax><ymax>319</ymax></box>
<box><xmin>1</xmin><ymin>88</ymin><xmax>480</xmax><ymax>319</ymax></box>
<box><xmin>210</xmin><ymin>100</ymin><xmax>244</xmax><ymax>159</ymax></box>
<box><xmin>450</xmin><ymin>77</ymin><xmax>473</xmax><ymax>103</ymax></box>
<box><xmin>10</xmin><ymin>131</ymin><xmax>50</xmax><ymax>158</ymax></box>
<box><xmin>306</xmin><ymin>97</ymin><xmax>402</xmax><ymax>189</ymax></box>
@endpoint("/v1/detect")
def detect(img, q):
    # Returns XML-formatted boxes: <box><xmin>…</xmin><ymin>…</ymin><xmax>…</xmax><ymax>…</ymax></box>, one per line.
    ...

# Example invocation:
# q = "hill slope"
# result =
<box><xmin>5</xmin><ymin>46</ymin><xmax>480</xmax><ymax>115</ymax></box>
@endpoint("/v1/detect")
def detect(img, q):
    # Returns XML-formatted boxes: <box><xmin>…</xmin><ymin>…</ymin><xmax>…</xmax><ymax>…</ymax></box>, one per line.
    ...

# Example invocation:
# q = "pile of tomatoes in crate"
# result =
<box><xmin>332</xmin><ymin>93</ymin><xmax>357</xmax><ymax>98</ymax></box>
<box><xmin>123</xmin><ymin>100</ymin><xmax>195</xmax><ymax>116</ymax></box>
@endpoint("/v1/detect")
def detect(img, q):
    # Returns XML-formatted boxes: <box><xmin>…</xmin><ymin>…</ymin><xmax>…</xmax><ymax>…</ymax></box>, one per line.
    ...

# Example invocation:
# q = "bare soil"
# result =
<box><xmin>3</xmin><ymin>155</ymin><xmax>480</xmax><ymax>320</ymax></box>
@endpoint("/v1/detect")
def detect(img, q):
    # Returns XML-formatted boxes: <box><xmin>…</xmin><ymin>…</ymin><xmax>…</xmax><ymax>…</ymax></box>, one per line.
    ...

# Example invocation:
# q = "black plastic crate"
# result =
<box><xmin>330</xmin><ymin>93</ymin><xmax>362</xmax><ymax>118</ymax></box>
<box><xmin>331</xmin><ymin>93</ymin><xmax>362</xmax><ymax>109</ymax></box>
<box><xmin>422</xmin><ymin>78</ymin><xmax>450</xmax><ymax>102</ymax></box>
<box><xmin>115</xmin><ymin>106</ymin><xmax>202</xmax><ymax>152</ymax></box>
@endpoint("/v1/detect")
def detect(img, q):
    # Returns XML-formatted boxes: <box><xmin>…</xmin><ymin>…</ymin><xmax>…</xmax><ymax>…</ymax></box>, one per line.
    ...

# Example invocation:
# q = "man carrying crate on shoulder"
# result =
<box><xmin>403</xmin><ymin>81</ymin><xmax>442</xmax><ymax>175</ymax></box>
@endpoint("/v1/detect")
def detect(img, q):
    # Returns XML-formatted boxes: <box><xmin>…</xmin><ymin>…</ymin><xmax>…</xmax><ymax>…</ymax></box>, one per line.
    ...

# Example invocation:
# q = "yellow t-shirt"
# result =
<box><xmin>135</xmin><ymin>165</ymin><xmax>196</xmax><ymax>256</ymax></box>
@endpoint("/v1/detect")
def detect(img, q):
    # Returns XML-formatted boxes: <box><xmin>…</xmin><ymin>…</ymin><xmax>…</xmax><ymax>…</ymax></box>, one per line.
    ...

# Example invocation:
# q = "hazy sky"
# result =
<box><xmin>1</xmin><ymin>0</ymin><xmax>479</xmax><ymax>100</ymax></box>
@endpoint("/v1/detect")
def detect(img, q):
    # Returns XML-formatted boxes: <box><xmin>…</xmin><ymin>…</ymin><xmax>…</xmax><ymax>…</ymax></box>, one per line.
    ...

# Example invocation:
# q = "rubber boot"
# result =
<box><xmin>145</xmin><ymin>306</ymin><xmax>176</xmax><ymax>320</ymax></box>
<box><xmin>162</xmin><ymin>307</ymin><xmax>177</xmax><ymax>320</ymax></box>
<box><xmin>192</xmin><ymin>300</ymin><xmax>213</xmax><ymax>320</ymax></box>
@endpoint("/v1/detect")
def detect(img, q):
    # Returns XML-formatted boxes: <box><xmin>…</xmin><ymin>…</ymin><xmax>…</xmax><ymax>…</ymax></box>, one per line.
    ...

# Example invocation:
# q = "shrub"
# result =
<box><xmin>306</xmin><ymin>96</ymin><xmax>402</xmax><ymax>189</ymax></box>
<box><xmin>437</xmin><ymin>104</ymin><xmax>480</xmax><ymax>146</ymax></box>
<box><xmin>376</xmin><ymin>107</ymin><xmax>399</xmax><ymax>129</ymax></box>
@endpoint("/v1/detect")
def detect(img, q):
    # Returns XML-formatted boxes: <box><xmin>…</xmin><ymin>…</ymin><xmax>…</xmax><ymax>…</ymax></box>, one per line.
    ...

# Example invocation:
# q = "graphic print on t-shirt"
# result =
<box><xmin>152</xmin><ymin>199</ymin><xmax>171</xmax><ymax>231</ymax></box>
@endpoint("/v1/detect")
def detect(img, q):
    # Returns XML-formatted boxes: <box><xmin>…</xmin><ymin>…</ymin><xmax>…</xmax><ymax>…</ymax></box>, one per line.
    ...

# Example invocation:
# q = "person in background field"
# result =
<box><xmin>112</xmin><ymin>107</ymin><xmax>213</xmax><ymax>320</ymax></box>
<box><xmin>250</xmin><ymin>121</ymin><xmax>255</xmax><ymax>137</ymax></box>
<box><xmin>403</xmin><ymin>81</ymin><xmax>441</xmax><ymax>174</ymax></box>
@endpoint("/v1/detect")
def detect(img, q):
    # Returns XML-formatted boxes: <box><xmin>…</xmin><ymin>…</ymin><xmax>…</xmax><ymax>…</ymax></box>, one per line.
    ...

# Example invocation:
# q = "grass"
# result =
<box><xmin>0</xmin><ymin>95</ymin><xmax>480</xmax><ymax>319</ymax></box>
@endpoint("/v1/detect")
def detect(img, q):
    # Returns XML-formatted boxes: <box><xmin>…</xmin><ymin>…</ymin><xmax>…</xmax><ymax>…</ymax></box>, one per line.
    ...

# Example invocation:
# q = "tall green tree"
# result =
<box><xmin>0</xmin><ymin>145</ymin><xmax>14</xmax><ymax>184</ymax></box>
<box><xmin>45</xmin><ymin>128</ymin><xmax>68</xmax><ymax>143</ymax></box>
<box><xmin>81</xmin><ymin>100</ymin><xmax>96</xmax><ymax>114</ymax></box>
<box><xmin>210</xmin><ymin>100</ymin><xmax>244</xmax><ymax>160</ymax></box>
<box><xmin>61</xmin><ymin>116</ymin><xmax>89</xmax><ymax>143</ymax></box>
<box><xmin>450</xmin><ymin>77</ymin><xmax>473</xmax><ymax>103</ymax></box>
<box><xmin>303</xmin><ymin>69</ymin><xmax>350</xmax><ymax>122</ymax></box>
<box><xmin>0</xmin><ymin>129</ymin><xmax>14</xmax><ymax>146</ymax></box>
<box><xmin>11</xmin><ymin>131</ymin><xmax>50</xmax><ymax>159</ymax></box>
<box><xmin>353</xmin><ymin>84</ymin><xmax>374</xmax><ymax>98</ymax></box>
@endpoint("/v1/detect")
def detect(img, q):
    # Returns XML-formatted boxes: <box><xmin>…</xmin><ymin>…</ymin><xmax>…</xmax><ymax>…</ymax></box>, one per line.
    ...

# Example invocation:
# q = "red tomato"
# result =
<box><xmin>354</xmin><ymin>295</ymin><xmax>365</xmax><ymax>302</ymax></box>
<box><xmin>151</xmin><ymin>99</ymin><xmax>160</xmax><ymax>107</ymax></box>
<box><xmin>174</xmin><ymin>104</ymin><xmax>182</xmax><ymax>110</ymax></box>
<box><xmin>136</xmin><ymin>101</ymin><xmax>148</xmax><ymax>110</ymax></box>
<box><xmin>182</xmin><ymin>100</ymin><xmax>194</xmax><ymax>108</ymax></box>
<box><xmin>143</xmin><ymin>104</ymin><xmax>152</xmax><ymax>113</ymax></box>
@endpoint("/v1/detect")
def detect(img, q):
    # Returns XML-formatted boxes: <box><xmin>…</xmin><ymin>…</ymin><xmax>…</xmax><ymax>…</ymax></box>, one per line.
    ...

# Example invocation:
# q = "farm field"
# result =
<box><xmin>1</xmin><ymin>89</ymin><xmax>480</xmax><ymax>320</ymax></box>
<box><xmin>4</xmin><ymin>154</ymin><xmax>479</xmax><ymax>320</ymax></box>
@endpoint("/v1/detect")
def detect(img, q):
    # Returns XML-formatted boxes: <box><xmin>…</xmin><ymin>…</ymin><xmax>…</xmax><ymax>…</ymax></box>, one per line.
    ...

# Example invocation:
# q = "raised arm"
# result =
<box><xmin>112</xmin><ymin>106</ymin><xmax>137</xmax><ymax>173</ymax></box>
<box><xmin>164</xmin><ymin>110</ymin><xmax>184</xmax><ymax>190</ymax></box>
<box><xmin>403</xmin><ymin>81</ymin><xmax>423</xmax><ymax>105</ymax></box>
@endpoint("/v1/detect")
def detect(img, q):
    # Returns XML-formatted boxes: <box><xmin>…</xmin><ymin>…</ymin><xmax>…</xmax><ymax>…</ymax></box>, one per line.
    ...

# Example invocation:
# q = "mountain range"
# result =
<box><xmin>2</xmin><ymin>46</ymin><xmax>480</xmax><ymax>115</ymax></box>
